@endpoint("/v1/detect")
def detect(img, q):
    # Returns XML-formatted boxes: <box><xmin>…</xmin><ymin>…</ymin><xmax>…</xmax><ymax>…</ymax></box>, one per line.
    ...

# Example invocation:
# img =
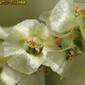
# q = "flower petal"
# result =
<box><xmin>8</xmin><ymin>19</ymin><xmax>39</xmax><ymax>41</ymax></box>
<box><xmin>42</xmin><ymin>47</ymin><xmax>67</xmax><ymax>75</ymax></box>
<box><xmin>7</xmin><ymin>51</ymin><xmax>46</xmax><ymax>74</ymax></box>
<box><xmin>48</xmin><ymin>0</ymin><xmax>73</xmax><ymax>33</ymax></box>
<box><xmin>3</xmin><ymin>41</ymin><xmax>24</xmax><ymax>57</ymax></box>
<box><xmin>1</xmin><ymin>65</ymin><xmax>23</xmax><ymax>85</ymax></box>
<box><xmin>31</xmin><ymin>23</ymin><xmax>49</xmax><ymax>40</ymax></box>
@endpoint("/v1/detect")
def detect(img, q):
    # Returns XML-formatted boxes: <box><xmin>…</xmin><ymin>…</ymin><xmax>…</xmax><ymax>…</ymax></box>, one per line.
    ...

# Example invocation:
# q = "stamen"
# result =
<box><xmin>66</xmin><ymin>47</ymin><xmax>81</xmax><ymax>61</ymax></box>
<box><xmin>27</xmin><ymin>40</ymin><xmax>37</xmax><ymax>48</ymax></box>
<box><xmin>74</xmin><ymin>5</ymin><xmax>85</xmax><ymax>16</ymax></box>
<box><xmin>26</xmin><ymin>37</ymin><xmax>43</xmax><ymax>55</ymax></box>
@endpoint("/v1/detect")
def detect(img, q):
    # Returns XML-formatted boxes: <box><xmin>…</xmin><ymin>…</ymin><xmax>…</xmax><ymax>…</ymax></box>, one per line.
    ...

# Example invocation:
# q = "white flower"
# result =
<box><xmin>2</xmin><ymin>0</ymin><xmax>84</xmax><ymax>78</ymax></box>
<box><xmin>3</xmin><ymin>19</ymin><xmax>50</xmax><ymax>75</ymax></box>
<box><xmin>39</xmin><ymin>0</ymin><xmax>74</xmax><ymax>34</ymax></box>
<box><xmin>2</xmin><ymin>0</ymin><xmax>84</xmax><ymax>77</ymax></box>
<box><xmin>2</xmin><ymin>19</ymin><xmax>70</xmax><ymax>76</ymax></box>
<box><xmin>3</xmin><ymin>18</ymin><xmax>83</xmax><ymax>77</ymax></box>
<box><xmin>0</xmin><ymin>25</ymin><xmax>45</xmax><ymax>84</ymax></box>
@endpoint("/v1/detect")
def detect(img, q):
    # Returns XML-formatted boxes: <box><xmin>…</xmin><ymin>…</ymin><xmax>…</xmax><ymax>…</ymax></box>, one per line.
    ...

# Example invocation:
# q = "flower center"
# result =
<box><xmin>25</xmin><ymin>37</ymin><xmax>43</xmax><ymax>56</ymax></box>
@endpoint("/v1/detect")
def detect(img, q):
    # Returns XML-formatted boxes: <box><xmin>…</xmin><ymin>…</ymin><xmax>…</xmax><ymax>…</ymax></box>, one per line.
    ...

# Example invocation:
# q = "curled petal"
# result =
<box><xmin>32</xmin><ymin>23</ymin><xmax>49</xmax><ymax>40</ymax></box>
<box><xmin>42</xmin><ymin>47</ymin><xmax>67</xmax><ymax>75</ymax></box>
<box><xmin>7</xmin><ymin>51</ymin><xmax>46</xmax><ymax>74</ymax></box>
<box><xmin>48</xmin><ymin>0</ymin><xmax>73</xmax><ymax>33</ymax></box>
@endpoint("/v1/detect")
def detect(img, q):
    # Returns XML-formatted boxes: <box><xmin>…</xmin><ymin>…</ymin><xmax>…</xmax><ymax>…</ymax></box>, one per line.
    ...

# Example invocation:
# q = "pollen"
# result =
<box><xmin>26</xmin><ymin>37</ymin><xmax>43</xmax><ymax>55</ymax></box>
<box><xmin>74</xmin><ymin>5</ymin><xmax>85</xmax><ymax>16</ymax></box>
<box><xmin>27</xmin><ymin>39</ymin><xmax>38</xmax><ymax>48</ymax></box>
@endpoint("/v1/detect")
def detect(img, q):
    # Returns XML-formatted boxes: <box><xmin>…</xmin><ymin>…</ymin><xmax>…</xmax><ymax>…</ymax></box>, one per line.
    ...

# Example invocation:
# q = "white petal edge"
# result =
<box><xmin>7</xmin><ymin>50</ymin><xmax>46</xmax><ymax>75</ymax></box>
<box><xmin>42</xmin><ymin>47</ymin><xmax>67</xmax><ymax>75</ymax></box>
<box><xmin>1</xmin><ymin>65</ymin><xmax>23</xmax><ymax>85</ymax></box>
<box><xmin>8</xmin><ymin>19</ymin><xmax>39</xmax><ymax>41</ymax></box>
<box><xmin>33</xmin><ymin>23</ymin><xmax>50</xmax><ymax>40</ymax></box>
<box><xmin>49</xmin><ymin>0</ymin><xmax>73</xmax><ymax>33</ymax></box>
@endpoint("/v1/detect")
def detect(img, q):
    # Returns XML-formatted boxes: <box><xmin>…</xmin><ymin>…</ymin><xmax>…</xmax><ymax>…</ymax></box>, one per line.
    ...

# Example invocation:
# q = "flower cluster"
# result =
<box><xmin>0</xmin><ymin>0</ymin><xmax>85</xmax><ymax>85</ymax></box>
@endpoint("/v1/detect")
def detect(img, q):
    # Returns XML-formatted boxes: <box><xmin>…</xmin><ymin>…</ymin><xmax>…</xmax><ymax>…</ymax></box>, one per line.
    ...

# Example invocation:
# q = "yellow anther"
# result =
<box><xmin>74</xmin><ymin>5</ymin><xmax>85</xmax><ymax>16</ymax></box>
<box><xmin>26</xmin><ymin>37</ymin><xmax>40</xmax><ymax>49</ymax></box>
